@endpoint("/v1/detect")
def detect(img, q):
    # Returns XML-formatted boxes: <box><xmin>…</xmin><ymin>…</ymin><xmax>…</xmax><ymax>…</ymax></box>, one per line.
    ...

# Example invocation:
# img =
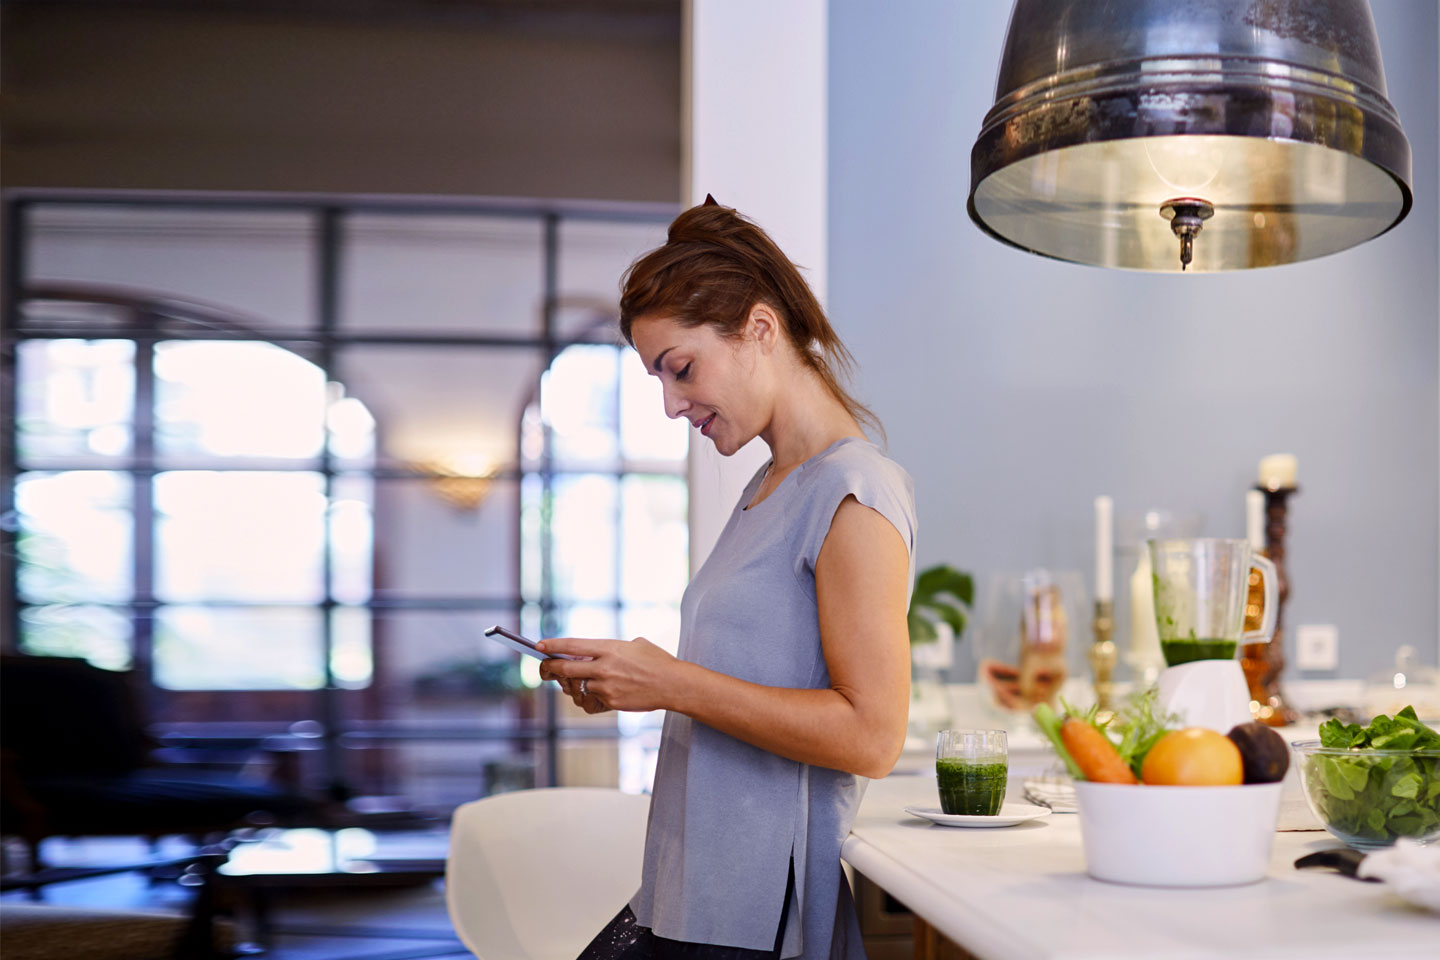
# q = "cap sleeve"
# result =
<box><xmin>792</xmin><ymin>448</ymin><xmax>917</xmax><ymax>584</ymax></box>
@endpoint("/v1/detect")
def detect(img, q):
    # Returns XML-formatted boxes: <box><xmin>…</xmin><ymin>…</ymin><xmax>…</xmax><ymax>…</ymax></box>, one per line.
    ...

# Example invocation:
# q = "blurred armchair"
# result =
<box><xmin>0</xmin><ymin>655</ymin><xmax>318</xmax><ymax>871</ymax></box>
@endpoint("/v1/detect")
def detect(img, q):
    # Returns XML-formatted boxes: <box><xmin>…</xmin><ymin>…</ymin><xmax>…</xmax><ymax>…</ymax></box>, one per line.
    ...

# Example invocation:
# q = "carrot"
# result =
<box><xmin>1061</xmin><ymin>717</ymin><xmax>1139</xmax><ymax>784</ymax></box>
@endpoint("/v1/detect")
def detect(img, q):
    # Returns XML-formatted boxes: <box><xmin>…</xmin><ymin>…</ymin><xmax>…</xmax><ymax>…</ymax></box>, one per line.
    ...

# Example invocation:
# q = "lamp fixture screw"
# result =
<box><xmin>1160</xmin><ymin>197</ymin><xmax>1215</xmax><ymax>271</ymax></box>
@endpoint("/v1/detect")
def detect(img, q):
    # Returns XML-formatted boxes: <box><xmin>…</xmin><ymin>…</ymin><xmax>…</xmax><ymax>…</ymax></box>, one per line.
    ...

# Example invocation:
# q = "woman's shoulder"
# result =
<box><xmin>800</xmin><ymin>436</ymin><xmax>913</xmax><ymax>494</ymax></box>
<box><xmin>793</xmin><ymin>436</ymin><xmax>917</xmax><ymax>560</ymax></box>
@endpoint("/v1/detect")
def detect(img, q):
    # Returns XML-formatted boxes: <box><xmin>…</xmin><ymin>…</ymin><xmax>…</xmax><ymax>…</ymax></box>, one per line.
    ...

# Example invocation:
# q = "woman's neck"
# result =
<box><xmin>758</xmin><ymin>368</ymin><xmax>865</xmax><ymax>473</ymax></box>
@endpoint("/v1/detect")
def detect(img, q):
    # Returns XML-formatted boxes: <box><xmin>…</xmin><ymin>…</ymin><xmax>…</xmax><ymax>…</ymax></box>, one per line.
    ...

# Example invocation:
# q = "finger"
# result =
<box><xmin>540</xmin><ymin>658</ymin><xmax>600</xmax><ymax>681</ymax></box>
<box><xmin>536</xmin><ymin>636</ymin><xmax>613</xmax><ymax>659</ymax></box>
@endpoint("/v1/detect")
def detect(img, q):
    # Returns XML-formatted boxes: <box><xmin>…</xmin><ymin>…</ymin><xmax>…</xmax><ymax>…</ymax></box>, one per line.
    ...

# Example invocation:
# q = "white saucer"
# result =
<box><xmin>903</xmin><ymin>803</ymin><xmax>1052</xmax><ymax>828</ymax></box>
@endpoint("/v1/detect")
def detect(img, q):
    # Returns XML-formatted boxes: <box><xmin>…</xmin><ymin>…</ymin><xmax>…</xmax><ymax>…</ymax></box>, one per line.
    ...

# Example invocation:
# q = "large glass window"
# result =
<box><xmin>4</xmin><ymin>194</ymin><xmax>676</xmax><ymax>810</ymax></box>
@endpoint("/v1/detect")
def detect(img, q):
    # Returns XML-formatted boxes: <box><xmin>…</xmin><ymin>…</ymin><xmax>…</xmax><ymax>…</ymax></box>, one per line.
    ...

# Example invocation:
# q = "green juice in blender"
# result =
<box><xmin>1160</xmin><ymin>637</ymin><xmax>1239</xmax><ymax>666</ymax></box>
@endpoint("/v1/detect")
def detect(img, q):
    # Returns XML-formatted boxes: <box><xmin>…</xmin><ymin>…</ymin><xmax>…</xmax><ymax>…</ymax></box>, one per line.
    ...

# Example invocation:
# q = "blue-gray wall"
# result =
<box><xmin>829</xmin><ymin>0</ymin><xmax>1439</xmax><ymax>681</ymax></box>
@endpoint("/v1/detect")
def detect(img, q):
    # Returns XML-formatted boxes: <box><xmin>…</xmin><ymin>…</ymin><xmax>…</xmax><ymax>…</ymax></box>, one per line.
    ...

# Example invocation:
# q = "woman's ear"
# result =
<box><xmin>746</xmin><ymin>303</ymin><xmax>781</xmax><ymax>354</ymax></box>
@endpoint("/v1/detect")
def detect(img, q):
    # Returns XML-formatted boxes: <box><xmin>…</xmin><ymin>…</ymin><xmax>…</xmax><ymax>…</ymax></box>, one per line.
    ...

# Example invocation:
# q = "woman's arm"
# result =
<box><xmin>538</xmin><ymin>495</ymin><xmax>912</xmax><ymax>779</ymax></box>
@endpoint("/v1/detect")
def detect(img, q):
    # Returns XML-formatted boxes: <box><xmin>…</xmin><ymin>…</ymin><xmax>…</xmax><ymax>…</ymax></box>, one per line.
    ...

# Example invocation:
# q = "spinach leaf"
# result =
<box><xmin>1303</xmin><ymin>706</ymin><xmax>1440</xmax><ymax>845</ymax></box>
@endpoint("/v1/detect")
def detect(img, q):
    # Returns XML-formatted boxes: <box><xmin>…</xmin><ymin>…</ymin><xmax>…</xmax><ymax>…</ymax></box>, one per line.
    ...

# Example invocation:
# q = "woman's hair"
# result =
<box><xmin>619</xmin><ymin>199</ymin><xmax>883</xmax><ymax>442</ymax></box>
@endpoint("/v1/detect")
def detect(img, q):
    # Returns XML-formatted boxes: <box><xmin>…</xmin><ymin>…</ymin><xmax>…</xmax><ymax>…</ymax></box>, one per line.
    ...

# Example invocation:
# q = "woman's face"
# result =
<box><xmin>630</xmin><ymin>312</ymin><xmax>774</xmax><ymax>457</ymax></box>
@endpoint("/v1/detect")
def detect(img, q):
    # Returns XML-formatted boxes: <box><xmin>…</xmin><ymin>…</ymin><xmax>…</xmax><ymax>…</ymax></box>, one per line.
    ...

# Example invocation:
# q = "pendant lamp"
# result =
<box><xmin>967</xmin><ymin>0</ymin><xmax>1413</xmax><ymax>272</ymax></box>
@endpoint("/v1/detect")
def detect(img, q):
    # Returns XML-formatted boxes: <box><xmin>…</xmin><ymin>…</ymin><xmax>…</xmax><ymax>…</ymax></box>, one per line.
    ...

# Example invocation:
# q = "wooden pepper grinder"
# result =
<box><xmin>1242</xmin><ymin>455</ymin><xmax>1300</xmax><ymax>726</ymax></box>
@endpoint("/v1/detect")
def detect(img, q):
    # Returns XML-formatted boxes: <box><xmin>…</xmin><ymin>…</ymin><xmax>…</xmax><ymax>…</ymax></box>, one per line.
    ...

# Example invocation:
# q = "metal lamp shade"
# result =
<box><xmin>967</xmin><ymin>0</ymin><xmax>1413</xmax><ymax>272</ymax></box>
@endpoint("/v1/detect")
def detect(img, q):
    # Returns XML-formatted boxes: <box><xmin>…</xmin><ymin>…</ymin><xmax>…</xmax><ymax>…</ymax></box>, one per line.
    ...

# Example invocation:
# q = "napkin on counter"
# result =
<box><xmin>1357</xmin><ymin>839</ymin><xmax>1440</xmax><ymax>913</ymax></box>
<box><xmin>1022</xmin><ymin>775</ymin><xmax>1076</xmax><ymax>813</ymax></box>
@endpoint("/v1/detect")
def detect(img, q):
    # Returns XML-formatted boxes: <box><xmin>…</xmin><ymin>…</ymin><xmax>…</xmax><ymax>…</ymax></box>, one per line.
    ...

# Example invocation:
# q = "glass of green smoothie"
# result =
<box><xmin>1148</xmin><ymin>538</ymin><xmax>1278</xmax><ymax>667</ymax></box>
<box><xmin>936</xmin><ymin>729</ymin><xmax>1008</xmax><ymax>815</ymax></box>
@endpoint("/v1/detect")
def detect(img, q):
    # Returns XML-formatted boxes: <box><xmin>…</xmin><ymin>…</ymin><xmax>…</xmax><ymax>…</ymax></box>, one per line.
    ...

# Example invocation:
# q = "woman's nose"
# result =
<box><xmin>662</xmin><ymin>385</ymin><xmax>687</xmax><ymax>420</ymax></box>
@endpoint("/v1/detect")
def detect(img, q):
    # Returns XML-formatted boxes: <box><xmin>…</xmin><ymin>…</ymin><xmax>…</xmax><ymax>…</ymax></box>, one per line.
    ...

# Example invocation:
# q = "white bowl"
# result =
<box><xmin>1073</xmin><ymin>781</ymin><xmax>1283</xmax><ymax>887</ymax></box>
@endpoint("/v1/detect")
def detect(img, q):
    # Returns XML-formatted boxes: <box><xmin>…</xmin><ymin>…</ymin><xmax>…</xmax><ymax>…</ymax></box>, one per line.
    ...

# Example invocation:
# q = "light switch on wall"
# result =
<box><xmin>1295</xmin><ymin>624</ymin><xmax>1339</xmax><ymax>671</ymax></box>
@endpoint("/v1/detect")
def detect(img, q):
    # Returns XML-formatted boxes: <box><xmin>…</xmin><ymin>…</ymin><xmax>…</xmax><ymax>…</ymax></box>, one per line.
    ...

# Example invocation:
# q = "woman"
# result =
<box><xmin>538</xmin><ymin>198</ymin><xmax>916</xmax><ymax>960</ymax></box>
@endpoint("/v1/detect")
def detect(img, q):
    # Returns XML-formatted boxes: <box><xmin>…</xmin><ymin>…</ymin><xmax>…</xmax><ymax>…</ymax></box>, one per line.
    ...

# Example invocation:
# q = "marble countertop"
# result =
<box><xmin>843</xmin><ymin>771</ymin><xmax>1438</xmax><ymax>960</ymax></box>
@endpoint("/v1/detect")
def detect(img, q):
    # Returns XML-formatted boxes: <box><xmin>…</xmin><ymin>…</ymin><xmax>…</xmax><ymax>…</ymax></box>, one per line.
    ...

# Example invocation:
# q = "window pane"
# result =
<box><xmin>559</xmin><ymin>604</ymin><xmax>618</xmax><ymax>639</ymax></box>
<box><xmin>19</xmin><ymin>604</ymin><xmax>134</xmax><ymax>671</ymax></box>
<box><xmin>153</xmin><ymin>606</ymin><xmax>323</xmax><ymax>690</ymax></box>
<box><xmin>16</xmin><ymin>340</ymin><xmax>134</xmax><ymax>462</ymax></box>
<box><xmin>520</xmin><ymin>473</ymin><xmax>543</xmax><ymax>603</ymax></box>
<box><xmin>331</xmin><ymin>475</ymin><xmax>375</xmax><ymax>604</ymax></box>
<box><xmin>619</xmin><ymin>605</ymin><xmax>681</xmax><ymax>656</ymax></box>
<box><xmin>327</xmin><ymin>391</ymin><xmax>378</xmax><ymax>470</ymax></box>
<box><xmin>551</xmin><ymin>474</ymin><xmax>617</xmax><ymax>602</ymax></box>
<box><xmin>154</xmin><ymin>341</ymin><xmax>326</xmax><ymax>462</ymax></box>
<box><xmin>368</xmin><ymin>477</ymin><xmax>518</xmax><ymax>600</ymax></box>
<box><xmin>621</xmin><ymin>476</ymin><xmax>687</xmax><ymax>605</ymax></box>
<box><xmin>16</xmin><ymin>471</ymin><xmax>132</xmax><ymax>603</ymax></box>
<box><xmin>332</xmin><ymin>605</ymin><xmax>373</xmax><ymax>689</ymax></box>
<box><xmin>341</xmin><ymin>214</ymin><xmax>543</xmax><ymax>335</ymax></box>
<box><xmin>369</xmin><ymin>609</ymin><xmax>529</xmax><ymax>706</ymax></box>
<box><xmin>154</xmin><ymin>472</ymin><xmax>326</xmax><ymax>602</ymax></box>
<box><xmin>620</xmin><ymin>350</ymin><xmax>688</xmax><ymax>463</ymax></box>
<box><xmin>542</xmin><ymin>346</ymin><xmax>619</xmax><ymax>467</ymax></box>
<box><xmin>27</xmin><ymin>205</ymin><xmax>317</xmax><ymax>332</ymax></box>
<box><xmin>556</xmin><ymin>220</ymin><xmax>667</xmax><ymax>341</ymax></box>
<box><xmin>334</xmin><ymin>345</ymin><xmax>545</xmax><ymax>472</ymax></box>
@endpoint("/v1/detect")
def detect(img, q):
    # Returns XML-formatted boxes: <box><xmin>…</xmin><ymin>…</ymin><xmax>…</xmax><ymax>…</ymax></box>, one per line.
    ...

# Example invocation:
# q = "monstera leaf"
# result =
<box><xmin>908</xmin><ymin>564</ymin><xmax>974</xmax><ymax>645</ymax></box>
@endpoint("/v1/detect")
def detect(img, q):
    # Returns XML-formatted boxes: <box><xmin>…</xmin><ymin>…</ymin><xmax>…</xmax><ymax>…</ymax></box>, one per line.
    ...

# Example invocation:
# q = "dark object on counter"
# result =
<box><xmin>1227</xmin><ymin>721</ymin><xmax>1291</xmax><ymax>783</ymax></box>
<box><xmin>1294</xmin><ymin>848</ymin><xmax>1378</xmax><ymax>881</ymax></box>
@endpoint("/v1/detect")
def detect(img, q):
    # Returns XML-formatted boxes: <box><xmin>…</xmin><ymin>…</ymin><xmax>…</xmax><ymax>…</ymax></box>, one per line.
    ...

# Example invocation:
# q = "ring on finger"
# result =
<box><xmin>579</xmin><ymin>678</ymin><xmax>589</xmax><ymax>697</ymax></box>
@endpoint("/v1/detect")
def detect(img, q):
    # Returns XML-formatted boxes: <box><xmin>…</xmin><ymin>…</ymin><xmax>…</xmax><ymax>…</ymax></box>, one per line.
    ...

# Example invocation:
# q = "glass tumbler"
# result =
<box><xmin>936</xmin><ymin>729</ymin><xmax>1008</xmax><ymax>815</ymax></box>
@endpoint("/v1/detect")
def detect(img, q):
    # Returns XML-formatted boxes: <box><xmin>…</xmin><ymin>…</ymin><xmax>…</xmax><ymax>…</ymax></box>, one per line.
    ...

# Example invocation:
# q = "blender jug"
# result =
<box><xmin>1148</xmin><ymin>539</ymin><xmax>1278</xmax><ymax>730</ymax></box>
<box><xmin>1149</xmin><ymin>539</ymin><xmax>1278</xmax><ymax>665</ymax></box>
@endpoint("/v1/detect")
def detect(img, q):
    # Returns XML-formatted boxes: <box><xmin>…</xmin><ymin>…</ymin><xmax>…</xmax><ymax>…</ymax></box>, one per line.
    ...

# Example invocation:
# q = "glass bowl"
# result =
<box><xmin>1291</xmin><ymin>740</ymin><xmax>1440</xmax><ymax>850</ymax></box>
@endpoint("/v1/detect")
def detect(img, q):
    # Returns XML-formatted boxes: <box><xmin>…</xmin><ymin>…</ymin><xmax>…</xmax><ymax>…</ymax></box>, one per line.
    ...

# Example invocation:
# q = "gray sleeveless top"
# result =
<box><xmin>630</xmin><ymin>437</ymin><xmax>917</xmax><ymax>960</ymax></box>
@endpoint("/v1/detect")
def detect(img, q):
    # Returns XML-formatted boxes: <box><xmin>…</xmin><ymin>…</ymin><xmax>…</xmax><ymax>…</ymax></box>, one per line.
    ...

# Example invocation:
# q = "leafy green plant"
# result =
<box><xmin>907</xmin><ymin>564</ymin><xmax>973</xmax><ymax>645</ymax></box>
<box><xmin>1305</xmin><ymin>706</ymin><xmax>1440</xmax><ymax>844</ymax></box>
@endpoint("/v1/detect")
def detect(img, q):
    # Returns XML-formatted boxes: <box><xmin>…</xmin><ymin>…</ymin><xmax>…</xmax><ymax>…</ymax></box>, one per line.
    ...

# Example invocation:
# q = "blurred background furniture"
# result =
<box><xmin>446</xmin><ymin>787</ymin><xmax>649</xmax><ymax>960</ymax></box>
<box><xmin>0</xmin><ymin>848</ymin><xmax>233</xmax><ymax>960</ymax></box>
<box><xmin>212</xmin><ymin>826</ymin><xmax>448</xmax><ymax>950</ymax></box>
<box><xmin>0</xmin><ymin>655</ymin><xmax>319</xmax><ymax>872</ymax></box>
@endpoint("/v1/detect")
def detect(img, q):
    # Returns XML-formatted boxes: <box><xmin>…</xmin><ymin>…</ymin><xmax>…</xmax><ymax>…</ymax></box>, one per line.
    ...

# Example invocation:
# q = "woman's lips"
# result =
<box><xmin>697</xmin><ymin>413</ymin><xmax>715</xmax><ymax>436</ymax></box>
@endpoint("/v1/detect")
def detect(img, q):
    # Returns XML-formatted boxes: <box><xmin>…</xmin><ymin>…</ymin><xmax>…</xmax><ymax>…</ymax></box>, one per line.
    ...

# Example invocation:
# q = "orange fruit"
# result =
<box><xmin>1141</xmin><ymin>728</ymin><xmax>1244</xmax><ymax>786</ymax></box>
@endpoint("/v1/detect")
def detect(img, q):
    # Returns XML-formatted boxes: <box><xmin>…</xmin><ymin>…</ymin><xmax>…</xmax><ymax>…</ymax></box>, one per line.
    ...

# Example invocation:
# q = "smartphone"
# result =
<box><xmin>484</xmin><ymin>625</ymin><xmax>578</xmax><ymax>661</ymax></box>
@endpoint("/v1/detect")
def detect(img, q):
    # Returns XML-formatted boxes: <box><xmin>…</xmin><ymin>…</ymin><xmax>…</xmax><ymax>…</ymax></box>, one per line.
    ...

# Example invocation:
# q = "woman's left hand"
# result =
<box><xmin>536</xmin><ymin>636</ymin><xmax>679</xmax><ymax>713</ymax></box>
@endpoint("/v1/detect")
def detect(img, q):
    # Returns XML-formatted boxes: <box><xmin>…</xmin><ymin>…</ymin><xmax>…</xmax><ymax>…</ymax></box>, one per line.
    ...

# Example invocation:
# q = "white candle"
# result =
<box><xmin>1246</xmin><ymin>490</ymin><xmax>1265</xmax><ymax>552</ymax></box>
<box><xmin>1094</xmin><ymin>495</ymin><xmax>1114</xmax><ymax>601</ymax></box>
<box><xmin>1258</xmin><ymin>453</ymin><xmax>1298</xmax><ymax>490</ymax></box>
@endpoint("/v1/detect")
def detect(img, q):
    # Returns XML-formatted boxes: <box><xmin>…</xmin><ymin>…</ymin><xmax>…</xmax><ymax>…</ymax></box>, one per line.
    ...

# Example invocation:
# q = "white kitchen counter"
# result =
<box><xmin>843</xmin><ymin>773</ymin><xmax>1438</xmax><ymax>960</ymax></box>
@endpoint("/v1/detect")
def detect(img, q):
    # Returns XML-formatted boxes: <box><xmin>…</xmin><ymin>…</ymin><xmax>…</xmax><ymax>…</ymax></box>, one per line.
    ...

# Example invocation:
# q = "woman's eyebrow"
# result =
<box><xmin>652</xmin><ymin>346</ymin><xmax>676</xmax><ymax>373</ymax></box>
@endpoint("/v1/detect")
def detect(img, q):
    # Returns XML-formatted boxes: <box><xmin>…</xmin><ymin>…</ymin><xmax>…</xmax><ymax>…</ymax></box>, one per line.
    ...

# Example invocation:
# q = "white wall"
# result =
<box><xmin>683</xmin><ymin>0</ymin><xmax>829</xmax><ymax>570</ymax></box>
<box><xmin>829</xmin><ymin>0</ymin><xmax>1440</xmax><ymax>681</ymax></box>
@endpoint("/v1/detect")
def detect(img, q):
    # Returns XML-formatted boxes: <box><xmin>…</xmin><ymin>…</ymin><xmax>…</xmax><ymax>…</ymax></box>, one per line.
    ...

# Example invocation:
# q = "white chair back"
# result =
<box><xmin>446</xmin><ymin>787</ymin><xmax>651</xmax><ymax>960</ymax></box>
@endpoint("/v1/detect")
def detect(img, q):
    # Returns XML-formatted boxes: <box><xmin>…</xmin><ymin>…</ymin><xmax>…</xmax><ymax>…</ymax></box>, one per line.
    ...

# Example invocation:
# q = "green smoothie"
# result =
<box><xmin>936</xmin><ymin>758</ymin><xmax>1007</xmax><ymax>815</ymax></box>
<box><xmin>1161</xmin><ymin>637</ymin><xmax>1238</xmax><ymax>666</ymax></box>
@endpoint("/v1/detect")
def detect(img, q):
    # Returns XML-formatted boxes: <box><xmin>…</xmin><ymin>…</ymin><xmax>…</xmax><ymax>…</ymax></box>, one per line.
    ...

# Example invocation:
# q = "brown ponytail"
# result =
<box><xmin>619</xmin><ymin>200</ymin><xmax>884</xmax><ymax>443</ymax></box>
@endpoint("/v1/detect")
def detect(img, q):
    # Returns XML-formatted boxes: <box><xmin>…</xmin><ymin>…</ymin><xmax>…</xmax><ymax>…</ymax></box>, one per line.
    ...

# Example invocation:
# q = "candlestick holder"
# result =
<box><xmin>1089</xmin><ymin>599</ymin><xmax>1117</xmax><ymax>715</ymax></box>
<box><xmin>1241</xmin><ymin>484</ymin><xmax>1299</xmax><ymax>726</ymax></box>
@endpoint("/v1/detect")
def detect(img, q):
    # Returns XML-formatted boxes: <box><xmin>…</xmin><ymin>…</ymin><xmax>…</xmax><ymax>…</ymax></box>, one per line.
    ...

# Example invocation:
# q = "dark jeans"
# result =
<box><xmin>578</xmin><ymin>860</ymin><xmax>795</xmax><ymax>960</ymax></box>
